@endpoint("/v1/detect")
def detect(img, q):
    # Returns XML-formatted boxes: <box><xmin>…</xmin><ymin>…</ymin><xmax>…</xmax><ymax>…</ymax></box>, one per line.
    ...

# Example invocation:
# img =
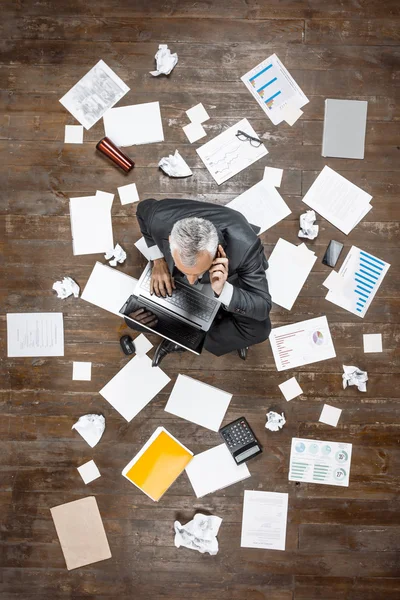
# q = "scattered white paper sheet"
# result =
<box><xmin>81</xmin><ymin>262</ymin><xmax>138</xmax><ymax>317</ymax></box>
<box><xmin>7</xmin><ymin>312</ymin><xmax>64</xmax><ymax>357</ymax></box>
<box><xmin>185</xmin><ymin>443</ymin><xmax>250</xmax><ymax>498</ymax></box>
<box><xmin>186</xmin><ymin>103</ymin><xmax>210</xmax><ymax>124</ymax></box>
<box><xmin>165</xmin><ymin>374</ymin><xmax>232</xmax><ymax>432</ymax></box>
<box><xmin>103</xmin><ymin>101</ymin><xmax>164</xmax><ymax>147</ymax></box>
<box><xmin>302</xmin><ymin>166</ymin><xmax>372</xmax><ymax>235</ymax></box>
<box><xmin>319</xmin><ymin>404</ymin><xmax>342</xmax><ymax>427</ymax></box>
<box><xmin>289</xmin><ymin>437</ymin><xmax>352</xmax><ymax>487</ymax></box>
<box><xmin>72</xmin><ymin>414</ymin><xmax>105</xmax><ymax>448</ymax></box>
<box><xmin>77</xmin><ymin>460</ymin><xmax>101</xmax><ymax>484</ymax></box>
<box><xmin>241</xmin><ymin>54</ymin><xmax>309</xmax><ymax>125</ymax></box>
<box><xmin>104</xmin><ymin>243</ymin><xmax>126</xmax><ymax>267</ymax></box>
<box><xmin>325</xmin><ymin>246</ymin><xmax>390</xmax><ymax>318</ymax></box>
<box><xmin>134</xmin><ymin>333</ymin><xmax>153</xmax><ymax>357</ymax></box>
<box><xmin>278</xmin><ymin>377</ymin><xmax>303</xmax><ymax>401</ymax></box>
<box><xmin>343</xmin><ymin>365</ymin><xmax>368</xmax><ymax>392</ymax></box>
<box><xmin>64</xmin><ymin>125</ymin><xmax>84</xmax><ymax>144</ymax></box>
<box><xmin>99</xmin><ymin>354</ymin><xmax>170</xmax><ymax>422</ymax></box>
<box><xmin>150</xmin><ymin>44</ymin><xmax>178</xmax><ymax>76</ymax></box>
<box><xmin>59</xmin><ymin>60</ymin><xmax>129</xmax><ymax>130</ymax></box>
<box><xmin>265</xmin><ymin>411</ymin><xmax>286</xmax><ymax>432</ymax></box>
<box><xmin>298</xmin><ymin>209</ymin><xmax>319</xmax><ymax>240</ymax></box>
<box><xmin>183</xmin><ymin>121</ymin><xmax>206</xmax><ymax>143</ymax></box>
<box><xmin>270</xmin><ymin>316</ymin><xmax>336</xmax><ymax>371</ymax></box>
<box><xmin>52</xmin><ymin>276</ymin><xmax>80</xmax><ymax>299</ymax></box>
<box><xmin>159</xmin><ymin>149</ymin><xmax>193</xmax><ymax>177</ymax></box>
<box><xmin>134</xmin><ymin>237</ymin><xmax>163</xmax><ymax>261</ymax></box>
<box><xmin>197</xmin><ymin>118</ymin><xmax>268</xmax><ymax>185</ymax></box>
<box><xmin>241</xmin><ymin>491</ymin><xmax>288</xmax><ymax>550</ymax></box>
<box><xmin>263</xmin><ymin>166</ymin><xmax>283</xmax><ymax>187</ymax></box>
<box><xmin>118</xmin><ymin>182</ymin><xmax>140</xmax><ymax>205</ymax></box>
<box><xmin>50</xmin><ymin>496</ymin><xmax>111</xmax><ymax>570</ymax></box>
<box><xmin>174</xmin><ymin>514</ymin><xmax>222</xmax><ymax>555</ymax></box>
<box><xmin>72</xmin><ymin>361</ymin><xmax>92</xmax><ymax>381</ymax></box>
<box><xmin>69</xmin><ymin>192</ymin><xmax>114</xmax><ymax>256</ymax></box>
<box><xmin>227</xmin><ymin>180</ymin><xmax>291</xmax><ymax>235</ymax></box>
<box><xmin>363</xmin><ymin>333</ymin><xmax>383</xmax><ymax>353</ymax></box>
<box><xmin>282</xmin><ymin>105</ymin><xmax>303</xmax><ymax>126</ymax></box>
<box><xmin>266</xmin><ymin>239</ymin><xmax>317</xmax><ymax>310</ymax></box>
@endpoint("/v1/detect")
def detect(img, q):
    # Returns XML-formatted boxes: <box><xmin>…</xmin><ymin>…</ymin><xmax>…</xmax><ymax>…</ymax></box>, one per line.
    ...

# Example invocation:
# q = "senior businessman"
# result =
<box><xmin>127</xmin><ymin>198</ymin><xmax>272</xmax><ymax>367</ymax></box>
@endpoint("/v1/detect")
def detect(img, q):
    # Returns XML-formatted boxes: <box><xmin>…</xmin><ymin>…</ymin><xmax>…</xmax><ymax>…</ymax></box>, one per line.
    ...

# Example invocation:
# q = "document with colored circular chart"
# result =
<box><xmin>289</xmin><ymin>438</ymin><xmax>352</xmax><ymax>487</ymax></box>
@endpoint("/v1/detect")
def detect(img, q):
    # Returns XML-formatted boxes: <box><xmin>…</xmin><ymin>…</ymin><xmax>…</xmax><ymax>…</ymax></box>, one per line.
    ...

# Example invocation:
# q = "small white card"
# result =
<box><xmin>64</xmin><ymin>125</ymin><xmax>84</xmax><ymax>144</ymax></box>
<box><xmin>77</xmin><ymin>460</ymin><xmax>101</xmax><ymax>484</ymax></box>
<box><xmin>118</xmin><ymin>182</ymin><xmax>140</xmax><ymax>205</ymax></box>
<box><xmin>241</xmin><ymin>491</ymin><xmax>288</xmax><ymax>551</ymax></box>
<box><xmin>134</xmin><ymin>333</ymin><xmax>153</xmax><ymax>357</ymax></box>
<box><xmin>363</xmin><ymin>333</ymin><xmax>383</xmax><ymax>353</ymax></box>
<box><xmin>183</xmin><ymin>122</ymin><xmax>206</xmax><ymax>143</ymax></box>
<box><xmin>282</xmin><ymin>105</ymin><xmax>303</xmax><ymax>126</ymax></box>
<box><xmin>263</xmin><ymin>166</ymin><xmax>283</xmax><ymax>188</ymax></box>
<box><xmin>319</xmin><ymin>404</ymin><xmax>342</xmax><ymax>427</ymax></box>
<box><xmin>278</xmin><ymin>377</ymin><xmax>303</xmax><ymax>401</ymax></box>
<box><xmin>72</xmin><ymin>361</ymin><xmax>92</xmax><ymax>381</ymax></box>
<box><xmin>186</xmin><ymin>103</ymin><xmax>210</xmax><ymax>124</ymax></box>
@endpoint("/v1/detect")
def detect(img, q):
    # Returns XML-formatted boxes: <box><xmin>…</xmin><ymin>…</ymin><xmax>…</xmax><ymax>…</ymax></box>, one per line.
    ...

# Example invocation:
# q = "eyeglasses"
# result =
<box><xmin>235</xmin><ymin>130</ymin><xmax>262</xmax><ymax>148</ymax></box>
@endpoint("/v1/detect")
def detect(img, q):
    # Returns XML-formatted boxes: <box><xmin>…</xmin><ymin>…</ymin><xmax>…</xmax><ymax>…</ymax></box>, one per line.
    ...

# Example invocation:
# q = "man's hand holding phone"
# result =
<box><xmin>210</xmin><ymin>245</ymin><xmax>229</xmax><ymax>297</ymax></box>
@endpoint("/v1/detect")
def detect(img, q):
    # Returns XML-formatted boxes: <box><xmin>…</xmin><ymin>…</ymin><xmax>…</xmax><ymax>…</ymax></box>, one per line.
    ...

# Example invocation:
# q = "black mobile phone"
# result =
<box><xmin>322</xmin><ymin>240</ymin><xmax>344</xmax><ymax>268</ymax></box>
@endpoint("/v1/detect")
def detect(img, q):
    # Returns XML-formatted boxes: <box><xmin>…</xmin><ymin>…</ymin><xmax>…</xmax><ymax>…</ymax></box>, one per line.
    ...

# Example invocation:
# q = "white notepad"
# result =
<box><xmin>103</xmin><ymin>101</ymin><xmax>164</xmax><ymax>147</ymax></box>
<box><xmin>69</xmin><ymin>191</ymin><xmax>114</xmax><ymax>256</ymax></box>
<box><xmin>185</xmin><ymin>443</ymin><xmax>250</xmax><ymax>498</ymax></box>
<box><xmin>164</xmin><ymin>374</ymin><xmax>232</xmax><ymax>432</ymax></box>
<box><xmin>322</xmin><ymin>99</ymin><xmax>368</xmax><ymax>159</ymax></box>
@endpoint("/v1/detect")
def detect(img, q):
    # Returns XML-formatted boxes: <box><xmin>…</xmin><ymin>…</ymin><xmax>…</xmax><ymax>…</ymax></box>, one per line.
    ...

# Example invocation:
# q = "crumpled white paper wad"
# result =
<box><xmin>104</xmin><ymin>243</ymin><xmax>126</xmax><ymax>267</ymax></box>
<box><xmin>150</xmin><ymin>44</ymin><xmax>178</xmax><ymax>76</ymax></box>
<box><xmin>159</xmin><ymin>149</ymin><xmax>192</xmax><ymax>177</ymax></box>
<box><xmin>52</xmin><ymin>276</ymin><xmax>80</xmax><ymax>299</ymax></box>
<box><xmin>265</xmin><ymin>411</ymin><xmax>286</xmax><ymax>432</ymax></box>
<box><xmin>174</xmin><ymin>513</ymin><xmax>222</xmax><ymax>555</ymax></box>
<box><xmin>342</xmin><ymin>365</ymin><xmax>368</xmax><ymax>392</ymax></box>
<box><xmin>298</xmin><ymin>210</ymin><xmax>319</xmax><ymax>240</ymax></box>
<box><xmin>72</xmin><ymin>414</ymin><xmax>105</xmax><ymax>448</ymax></box>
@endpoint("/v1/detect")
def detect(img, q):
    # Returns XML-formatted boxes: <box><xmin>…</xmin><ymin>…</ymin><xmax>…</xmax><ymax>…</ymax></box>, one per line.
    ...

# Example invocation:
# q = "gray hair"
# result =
<box><xmin>170</xmin><ymin>217</ymin><xmax>218</xmax><ymax>267</ymax></box>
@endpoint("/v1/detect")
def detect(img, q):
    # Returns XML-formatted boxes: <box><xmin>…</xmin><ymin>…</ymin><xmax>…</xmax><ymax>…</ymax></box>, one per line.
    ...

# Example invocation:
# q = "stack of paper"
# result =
<box><xmin>103</xmin><ymin>101</ymin><xmax>164</xmax><ymax>147</ymax></box>
<box><xmin>324</xmin><ymin>246</ymin><xmax>390</xmax><ymax>318</ymax></box>
<box><xmin>302</xmin><ymin>166</ymin><xmax>372</xmax><ymax>235</ymax></box>
<box><xmin>227</xmin><ymin>181</ymin><xmax>291</xmax><ymax>235</ymax></box>
<box><xmin>122</xmin><ymin>427</ymin><xmax>193</xmax><ymax>501</ymax></box>
<box><xmin>69</xmin><ymin>191</ymin><xmax>114</xmax><ymax>256</ymax></box>
<box><xmin>266</xmin><ymin>239</ymin><xmax>317</xmax><ymax>310</ymax></box>
<box><xmin>322</xmin><ymin>99</ymin><xmax>368</xmax><ymax>159</ymax></box>
<box><xmin>81</xmin><ymin>262</ymin><xmax>137</xmax><ymax>316</ymax></box>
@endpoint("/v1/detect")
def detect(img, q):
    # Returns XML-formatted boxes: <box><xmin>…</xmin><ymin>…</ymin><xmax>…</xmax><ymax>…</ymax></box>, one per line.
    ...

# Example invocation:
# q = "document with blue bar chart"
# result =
<box><xmin>289</xmin><ymin>438</ymin><xmax>352</xmax><ymax>487</ymax></box>
<box><xmin>325</xmin><ymin>246</ymin><xmax>390</xmax><ymax>318</ymax></box>
<box><xmin>241</xmin><ymin>54</ymin><xmax>309</xmax><ymax>125</ymax></box>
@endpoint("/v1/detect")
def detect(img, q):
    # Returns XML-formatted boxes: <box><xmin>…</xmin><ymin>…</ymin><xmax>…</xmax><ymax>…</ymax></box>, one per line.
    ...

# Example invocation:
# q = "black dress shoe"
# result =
<box><xmin>237</xmin><ymin>347</ymin><xmax>249</xmax><ymax>361</ymax></box>
<box><xmin>152</xmin><ymin>339</ymin><xmax>186</xmax><ymax>367</ymax></box>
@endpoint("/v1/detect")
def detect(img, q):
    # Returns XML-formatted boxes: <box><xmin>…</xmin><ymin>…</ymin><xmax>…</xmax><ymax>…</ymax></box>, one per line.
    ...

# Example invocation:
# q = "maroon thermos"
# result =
<box><xmin>96</xmin><ymin>137</ymin><xmax>135</xmax><ymax>172</ymax></box>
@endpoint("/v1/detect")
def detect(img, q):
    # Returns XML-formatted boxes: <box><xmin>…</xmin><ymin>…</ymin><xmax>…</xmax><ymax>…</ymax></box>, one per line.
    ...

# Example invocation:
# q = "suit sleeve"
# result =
<box><xmin>136</xmin><ymin>199</ymin><xmax>164</xmax><ymax>259</ymax></box>
<box><xmin>225</xmin><ymin>240</ymin><xmax>272</xmax><ymax>322</ymax></box>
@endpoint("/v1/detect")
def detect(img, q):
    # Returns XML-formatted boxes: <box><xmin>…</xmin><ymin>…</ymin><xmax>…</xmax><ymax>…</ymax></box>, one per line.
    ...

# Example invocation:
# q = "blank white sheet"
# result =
<box><xmin>363</xmin><ymin>333</ymin><xmax>383</xmax><ymax>353</ymax></box>
<box><xmin>72</xmin><ymin>361</ymin><xmax>92</xmax><ymax>381</ymax></box>
<box><xmin>185</xmin><ymin>443</ymin><xmax>250</xmax><ymax>498</ymax></box>
<box><xmin>103</xmin><ymin>101</ymin><xmax>164</xmax><ymax>147</ymax></box>
<box><xmin>164</xmin><ymin>374</ymin><xmax>232</xmax><ymax>432</ymax></box>
<box><xmin>263</xmin><ymin>166</ymin><xmax>283</xmax><ymax>187</ymax></box>
<box><xmin>81</xmin><ymin>262</ymin><xmax>137</xmax><ymax>316</ymax></box>
<box><xmin>99</xmin><ymin>354</ymin><xmax>170</xmax><ymax>422</ymax></box>
<box><xmin>7</xmin><ymin>312</ymin><xmax>64</xmax><ymax>357</ymax></box>
<box><xmin>69</xmin><ymin>193</ymin><xmax>113</xmax><ymax>256</ymax></box>
<box><xmin>227</xmin><ymin>181</ymin><xmax>291</xmax><ymax>234</ymax></box>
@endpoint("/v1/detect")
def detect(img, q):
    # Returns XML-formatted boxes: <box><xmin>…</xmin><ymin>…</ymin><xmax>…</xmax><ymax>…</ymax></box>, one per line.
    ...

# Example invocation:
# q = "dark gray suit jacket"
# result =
<box><xmin>136</xmin><ymin>198</ymin><xmax>272</xmax><ymax>322</ymax></box>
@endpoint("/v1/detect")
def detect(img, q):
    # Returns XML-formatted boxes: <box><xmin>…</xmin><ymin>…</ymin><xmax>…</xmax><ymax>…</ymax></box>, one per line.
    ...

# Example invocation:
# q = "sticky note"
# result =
<box><xmin>77</xmin><ymin>460</ymin><xmax>101</xmax><ymax>484</ymax></box>
<box><xmin>134</xmin><ymin>333</ymin><xmax>153</xmax><ymax>357</ymax></box>
<box><xmin>182</xmin><ymin>122</ymin><xmax>206</xmax><ymax>143</ymax></box>
<box><xmin>118</xmin><ymin>182</ymin><xmax>140</xmax><ymax>205</ymax></box>
<box><xmin>186</xmin><ymin>103</ymin><xmax>210</xmax><ymax>124</ymax></box>
<box><xmin>278</xmin><ymin>377</ymin><xmax>303</xmax><ymax>401</ymax></box>
<box><xmin>363</xmin><ymin>333</ymin><xmax>383</xmax><ymax>353</ymax></box>
<box><xmin>64</xmin><ymin>125</ymin><xmax>84</xmax><ymax>144</ymax></box>
<box><xmin>263</xmin><ymin>166</ymin><xmax>283</xmax><ymax>188</ymax></box>
<box><xmin>319</xmin><ymin>404</ymin><xmax>342</xmax><ymax>427</ymax></box>
<box><xmin>282</xmin><ymin>105</ymin><xmax>303</xmax><ymax>126</ymax></box>
<box><xmin>72</xmin><ymin>361</ymin><xmax>92</xmax><ymax>381</ymax></box>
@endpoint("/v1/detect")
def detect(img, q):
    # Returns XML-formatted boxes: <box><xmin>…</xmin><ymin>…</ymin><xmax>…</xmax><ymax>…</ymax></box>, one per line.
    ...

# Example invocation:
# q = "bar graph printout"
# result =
<box><xmin>269</xmin><ymin>316</ymin><xmax>336</xmax><ymax>371</ymax></box>
<box><xmin>289</xmin><ymin>438</ymin><xmax>352</xmax><ymax>487</ymax></box>
<box><xmin>241</xmin><ymin>54</ymin><xmax>309</xmax><ymax>125</ymax></box>
<box><xmin>325</xmin><ymin>246</ymin><xmax>390</xmax><ymax>318</ymax></box>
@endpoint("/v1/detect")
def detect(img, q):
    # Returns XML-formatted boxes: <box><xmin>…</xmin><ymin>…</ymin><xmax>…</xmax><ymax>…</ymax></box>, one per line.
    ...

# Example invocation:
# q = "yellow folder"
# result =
<box><xmin>122</xmin><ymin>427</ymin><xmax>193</xmax><ymax>501</ymax></box>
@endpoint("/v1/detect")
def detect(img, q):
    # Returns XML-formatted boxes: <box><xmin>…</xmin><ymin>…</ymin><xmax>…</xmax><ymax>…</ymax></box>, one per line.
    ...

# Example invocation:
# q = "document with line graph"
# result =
<box><xmin>241</xmin><ymin>54</ymin><xmax>309</xmax><ymax>125</ymax></box>
<box><xmin>196</xmin><ymin>118</ymin><xmax>268</xmax><ymax>185</ymax></box>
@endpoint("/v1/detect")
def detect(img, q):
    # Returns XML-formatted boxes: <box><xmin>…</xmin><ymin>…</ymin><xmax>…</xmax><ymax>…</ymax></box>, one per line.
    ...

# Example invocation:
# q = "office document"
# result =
<box><xmin>241</xmin><ymin>491</ymin><xmax>288</xmax><ymax>550</ymax></box>
<box><xmin>302</xmin><ymin>166</ymin><xmax>372</xmax><ymax>235</ymax></box>
<box><xmin>227</xmin><ymin>181</ymin><xmax>291</xmax><ymax>234</ymax></box>
<box><xmin>103</xmin><ymin>101</ymin><xmax>164</xmax><ymax>146</ymax></box>
<box><xmin>324</xmin><ymin>246</ymin><xmax>390</xmax><ymax>318</ymax></box>
<box><xmin>69</xmin><ymin>191</ymin><xmax>114</xmax><ymax>255</ymax></box>
<box><xmin>289</xmin><ymin>438</ymin><xmax>352</xmax><ymax>487</ymax></box>
<box><xmin>81</xmin><ymin>262</ymin><xmax>138</xmax><ymax>316</ymax></box>
<box><xmin>269</xmin><ymin>316</ymin><xmax>336</xmax><ymax>371</ymax></box>
<box><xmin>266</xmin><ymin>239</ymin><xmax>317</xmax><ymax>310</ymax></box>
<box><xmin>197</xmin><ymin>119</ymin><xmax>268</xmax><ymax>185</ymax></box>
<box><xmin>241</xmin><ymin>54</ymin><xmax>309</xmax><ymax>125</ymax></box>
<box><xmin>7</xmin><ymin>312</ymin><xmax>64</xmax><ymax>357</ymax></box>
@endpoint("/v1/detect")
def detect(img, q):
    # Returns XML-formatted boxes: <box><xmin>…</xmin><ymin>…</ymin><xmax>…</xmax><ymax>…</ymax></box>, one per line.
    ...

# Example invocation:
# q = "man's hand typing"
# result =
<box><xmin>150</xmin><ymin>257</ymin><xmax>176</xmax><ymax>298</ymax></box>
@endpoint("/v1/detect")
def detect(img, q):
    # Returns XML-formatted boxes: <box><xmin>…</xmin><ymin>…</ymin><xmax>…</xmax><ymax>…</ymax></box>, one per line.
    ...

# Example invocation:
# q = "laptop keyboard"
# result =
<box><xmin>141</xmin><ymin>269</ymin><xmax>216</xmax><ymax>321</ymax></box>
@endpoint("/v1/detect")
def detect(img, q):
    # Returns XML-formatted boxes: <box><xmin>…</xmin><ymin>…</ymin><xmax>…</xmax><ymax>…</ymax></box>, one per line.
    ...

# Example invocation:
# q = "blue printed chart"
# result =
<box><xmin>241</xmin><ymin>54</ymin><xmax>309</xmax><ymax>125</ymax></box>
<box><xmin>325</xmin><ymin>246</ymin><xmax>390</xmax><ymax>318</ymax></box>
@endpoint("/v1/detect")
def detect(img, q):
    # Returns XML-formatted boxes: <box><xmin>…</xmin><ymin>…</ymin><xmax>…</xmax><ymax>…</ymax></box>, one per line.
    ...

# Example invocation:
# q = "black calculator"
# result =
<box><xmin>219</xmin><ymin>417</ymin><xmax>262</xmax><ymax>465</ymax></box>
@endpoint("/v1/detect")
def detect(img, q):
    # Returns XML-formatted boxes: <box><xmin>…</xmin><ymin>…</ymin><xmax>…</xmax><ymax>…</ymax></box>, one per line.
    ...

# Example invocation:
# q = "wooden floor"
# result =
<box><xmin>1</xmin><ymin>1</ymin><xmax>400</xmax><ymax>598</ymax></box>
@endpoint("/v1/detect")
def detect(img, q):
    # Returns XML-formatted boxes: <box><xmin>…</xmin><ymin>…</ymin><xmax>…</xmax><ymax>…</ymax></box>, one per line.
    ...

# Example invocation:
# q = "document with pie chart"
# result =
<box><xmin>289</xmin><ymin>438</ymin><xmax>352</xmax><ymax>487</ymax></box>
<box><xmin>269</xmin><ymin>316</ymin><xmax>336</xmax><ymax>371</ymax></box>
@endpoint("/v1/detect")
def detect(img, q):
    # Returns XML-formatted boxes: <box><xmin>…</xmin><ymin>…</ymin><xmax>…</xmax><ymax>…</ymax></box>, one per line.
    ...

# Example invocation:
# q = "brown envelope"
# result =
<box><xmin>50</xmin><ymin>496</ymin><xmax>112</xmax><ymax>570</ymax></box>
